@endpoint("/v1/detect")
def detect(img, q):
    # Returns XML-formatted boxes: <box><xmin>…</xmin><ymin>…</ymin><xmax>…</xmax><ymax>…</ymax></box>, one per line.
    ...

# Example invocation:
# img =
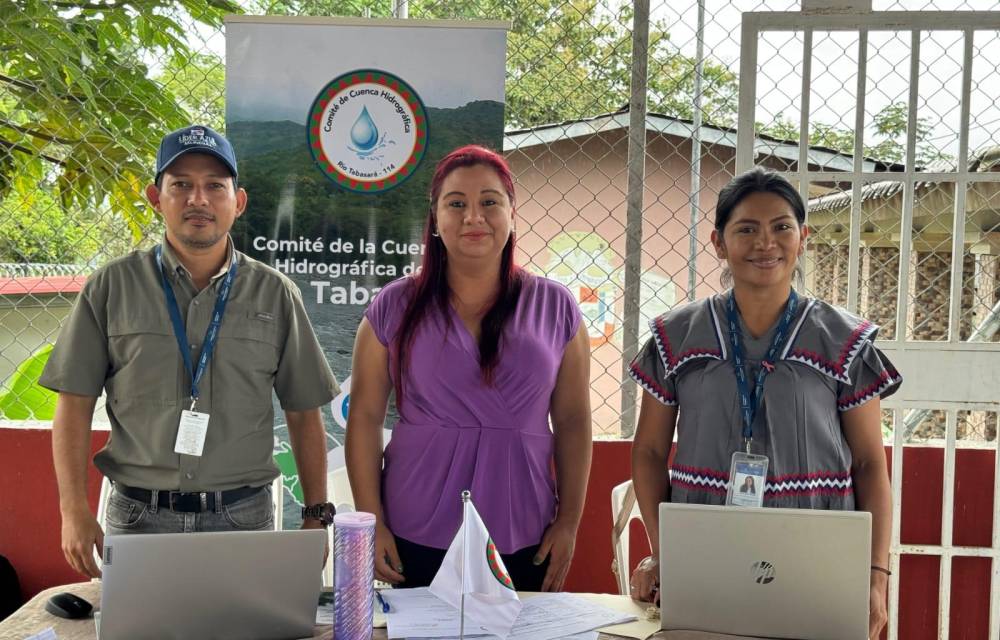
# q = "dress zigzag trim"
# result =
<box><xmin>670</xmin><ymin>464</ymin><xmax>728</xmax><ymax>495</ymax></box>
<box><xmin>629</xmin><ymin>362</ymin><xmax>677</xmax><ymax>406</ymax></box>
<box><xmin>837</xmin><ymin>368</ymin><xmax>902</xmax><ymax>411</ymax></box>
<box><xmin>786</xmin><ymin>319</ymin><xmax>877</xmax><ymax>383</ymax></box>
<box><xmin>767</xmin><ymin>471</ymin><xmax>854</xmax><ymax>498</ymax></box>
<box><xmin>650</xmin><ymin>305</ymin><xmax>723</xmax><ymax>377</ymax></box>
<box><xmin>670</xmin><ymin>464</ymin><xmax>854</xmax><ymax>499</ymax></box>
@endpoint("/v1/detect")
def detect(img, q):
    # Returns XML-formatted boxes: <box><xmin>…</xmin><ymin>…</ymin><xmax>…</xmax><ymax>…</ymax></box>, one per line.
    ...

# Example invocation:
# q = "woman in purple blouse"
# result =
<box><xmin>345</xmin><ymin>145</ymin><xmax>592</xmax><ymax>591</ymax></box>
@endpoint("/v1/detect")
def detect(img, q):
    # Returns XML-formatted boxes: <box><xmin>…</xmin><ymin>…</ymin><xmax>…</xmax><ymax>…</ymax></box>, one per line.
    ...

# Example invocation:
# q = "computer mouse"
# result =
<box><xmin>45</xmin><ymin>592</ymin><xmax>93</xmax><ymax>619</ymax></box>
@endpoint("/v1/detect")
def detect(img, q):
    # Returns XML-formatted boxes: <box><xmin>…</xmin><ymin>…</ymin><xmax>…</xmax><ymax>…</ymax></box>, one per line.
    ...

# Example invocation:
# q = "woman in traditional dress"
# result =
<box><xmin>628</xmin><ymin>168</ymin><xmax>900</xmax><ymax>639</ymax></box>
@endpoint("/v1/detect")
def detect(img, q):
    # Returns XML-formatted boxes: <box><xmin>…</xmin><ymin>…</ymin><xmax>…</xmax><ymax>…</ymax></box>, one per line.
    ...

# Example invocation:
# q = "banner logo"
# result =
<box><xmin>307</xmin><ymin>69</ymin><xmax>428</xmax><ymax>193</ymax></box>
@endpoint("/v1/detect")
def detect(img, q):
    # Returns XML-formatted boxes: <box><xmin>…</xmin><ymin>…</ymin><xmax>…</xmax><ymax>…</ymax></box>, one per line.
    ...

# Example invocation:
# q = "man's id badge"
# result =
<box><xmin>174</xmin><ymin>410</ymin><xmax>209</xmax><ymax>457</ymax></box>
<box><xmin>726</xmin><ymin>451</ymin><xmax>768</xmax><ymax>508</ymax></box>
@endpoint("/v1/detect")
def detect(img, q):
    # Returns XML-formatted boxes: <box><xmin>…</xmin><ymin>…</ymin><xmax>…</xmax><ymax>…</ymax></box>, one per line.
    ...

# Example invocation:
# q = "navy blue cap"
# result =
<box><xmin>155</xmin><ymin>125</ymin><xmax>238</xmax><ymax>182</ymax></box>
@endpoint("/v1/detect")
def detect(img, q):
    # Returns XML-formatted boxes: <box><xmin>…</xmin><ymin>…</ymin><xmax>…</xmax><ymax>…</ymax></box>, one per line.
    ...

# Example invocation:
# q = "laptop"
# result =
<box><xmin>659</xmin><ymin>503</ymin><xmax>871</xmax><ymax>640</ymax></box>
<box><xmin>98</xmin><ymin>529</ymin><xmax>326</xmax><ymax>640</ymax></box>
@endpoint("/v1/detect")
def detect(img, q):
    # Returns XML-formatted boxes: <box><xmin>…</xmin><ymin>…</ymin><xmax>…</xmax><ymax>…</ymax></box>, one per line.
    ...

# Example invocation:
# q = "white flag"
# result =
<box><xmin>429</xmin><ymin>497</ymin><xmax>522</xmax><ymax>638</ymax></box>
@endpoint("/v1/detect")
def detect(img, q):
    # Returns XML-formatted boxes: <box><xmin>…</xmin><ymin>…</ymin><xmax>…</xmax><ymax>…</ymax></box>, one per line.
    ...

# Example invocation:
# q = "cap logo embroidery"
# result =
<box><xmin>177</xmin><ymin>132</ymin><xmax>218</xmax><ymax>148</ymax></box>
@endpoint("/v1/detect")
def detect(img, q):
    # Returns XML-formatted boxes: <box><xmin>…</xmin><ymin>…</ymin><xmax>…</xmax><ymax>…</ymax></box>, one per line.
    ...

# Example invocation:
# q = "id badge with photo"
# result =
<box><xmin>174</xmin><ymin>410</ymin><xmax>209</xmax><ymax>457</ymax></box>
<box><xmin>726</xmin><ymin>451</ymin><xmax>768</xmax><ymax>508</ymax></box>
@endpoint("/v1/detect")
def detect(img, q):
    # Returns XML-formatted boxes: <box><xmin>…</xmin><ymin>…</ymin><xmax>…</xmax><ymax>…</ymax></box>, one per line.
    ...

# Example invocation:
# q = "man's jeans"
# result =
<box><xmin>104</xmin><ymin>483</ymin><xmax>274</xmax><ymax>534</ymax></box>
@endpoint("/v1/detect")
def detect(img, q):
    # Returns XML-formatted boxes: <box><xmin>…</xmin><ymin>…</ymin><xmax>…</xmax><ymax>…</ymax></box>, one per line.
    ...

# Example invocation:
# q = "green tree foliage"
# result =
<box><xmin>158</xmin><ymin>53</ymin><xmax>228</xmax><ymax>131</ymax></box>
<box><xmin>759</xmin><ymin>102</ymin><xmax>954</xmax><ymax>168</ymax></box>
<box><xmin>4</xmin><ymin>0</ymin><xmax>954</xmax><ymax>269</ymax></box>
<box><xmin>0</xmin><ymin>344</ymin><xmax>57</xmax><ymax>420</ymax></box>
<box><xmin>243</xmin><ymin>0</ymin><xmax>737</xmax><ymax>128</ymax></box>
<box><xmin>0</xmin><ymin>186</ymin><xmax>100</xmax><ymax>263</ymax></box>
<box><xmin>0</xmin><ymin>0</ymin><xmax>239</xmax><ymax>248</ymax></box>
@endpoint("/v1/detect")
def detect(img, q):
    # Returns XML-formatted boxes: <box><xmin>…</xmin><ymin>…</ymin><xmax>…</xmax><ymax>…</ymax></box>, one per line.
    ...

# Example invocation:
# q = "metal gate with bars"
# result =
<box><xmin>738</xmin><ymin>9</ymin><xmax>1000</xmax><ymax>638</ymax></box>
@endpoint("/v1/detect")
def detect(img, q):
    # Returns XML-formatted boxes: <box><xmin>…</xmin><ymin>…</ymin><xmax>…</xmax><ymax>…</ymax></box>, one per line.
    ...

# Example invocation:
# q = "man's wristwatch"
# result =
<box><xmin>301</xmin><ymin>502</ymin><xmax>336</xmax><ymax>526</ymax></box>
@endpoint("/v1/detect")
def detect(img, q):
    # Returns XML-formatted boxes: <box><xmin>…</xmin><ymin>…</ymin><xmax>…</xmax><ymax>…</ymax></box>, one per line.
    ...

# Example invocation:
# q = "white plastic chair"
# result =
<box><xmin>95</xmin><ymin>475</ymin><xmax>112</xmax><ymax>534</ymax></box>
<box><xmin>610</xmin><ymin>479</ymin><xmax>643</xmax><ymax>595</ymax></box>
<box><xmin>270</xmin><ymin>476</ymin><xmax>284</xmax><ymax>530</ymax></box>
<box><xmin>324</xmin><ymin>424</ymin><xmax>393</xmax><ymax>515</ymax></box>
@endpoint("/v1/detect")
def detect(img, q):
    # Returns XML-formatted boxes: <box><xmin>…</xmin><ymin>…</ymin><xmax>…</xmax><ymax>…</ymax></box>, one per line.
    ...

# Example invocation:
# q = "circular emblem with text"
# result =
<box><xmin>307</xmin><ymin>69</ymin><xmax>428</xmax><ymax>193</ymax></box>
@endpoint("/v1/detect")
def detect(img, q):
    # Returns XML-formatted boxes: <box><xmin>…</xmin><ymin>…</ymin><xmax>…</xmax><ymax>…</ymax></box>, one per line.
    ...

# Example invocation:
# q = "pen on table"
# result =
<box><xmin>375</xmin><ymin>589</ymin><xmax>390</xmax><ymax>613</ymax></box>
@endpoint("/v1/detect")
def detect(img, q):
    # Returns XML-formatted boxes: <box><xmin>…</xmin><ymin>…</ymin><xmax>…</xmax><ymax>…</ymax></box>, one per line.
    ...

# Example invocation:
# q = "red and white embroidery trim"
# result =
<box><xmin>669</xmin><ymin>465</ymin><xmax>729</xmax><ymax>495</ymax></box>
<box><xmin>649</xmin><ymin>302</ymin><xmax>723</xmax><ymax>377</ymax></box>
<box><xmin>786</xmin><ymin>318</ymin><xmax>877</xmax><ymax>384</ymax></box>
<box><xmin>629</xmin><ymin>362</ymin><xmax>677</xmax><ymax>406</ymax></box>
<box><xmin>670</xmin><ymin>464</ymin><xmax>854</xmax><ymax>498</ymax></box>
<box><xmin>837</xmin><ymin>368</ymin><xmax>902</xmax><ymax>411</ymax></box>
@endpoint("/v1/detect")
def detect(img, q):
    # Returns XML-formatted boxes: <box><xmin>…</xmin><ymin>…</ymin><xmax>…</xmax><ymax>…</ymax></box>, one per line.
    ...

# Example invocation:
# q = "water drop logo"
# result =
<box><xmin>307</xmin><ymin>69</ymin><xmax>428</xmax><ymax>194</ymax></box>
<box><xmin>350</xmin><ymin>107</ymin><xmax>380</xmax><ymax>151</ymax></box>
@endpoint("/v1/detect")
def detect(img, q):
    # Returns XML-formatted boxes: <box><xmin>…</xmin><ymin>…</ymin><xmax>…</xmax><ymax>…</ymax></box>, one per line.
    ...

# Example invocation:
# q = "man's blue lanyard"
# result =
<box><xmin>726</xmin><ymin>289</ymin><xmax>798</xmax><ymax>453</ymax></box>
<box><xmin>154</xmin><ymin>244</ymin><xmax>238</xmax><ymax>411</ymax></box>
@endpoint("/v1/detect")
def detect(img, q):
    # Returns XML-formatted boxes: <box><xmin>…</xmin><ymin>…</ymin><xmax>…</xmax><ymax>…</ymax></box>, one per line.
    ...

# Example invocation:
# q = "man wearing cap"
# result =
<box><xmin>42</xmin><ymin>125</ymin><xmax>339</xmax><ymax>578</ymax></box>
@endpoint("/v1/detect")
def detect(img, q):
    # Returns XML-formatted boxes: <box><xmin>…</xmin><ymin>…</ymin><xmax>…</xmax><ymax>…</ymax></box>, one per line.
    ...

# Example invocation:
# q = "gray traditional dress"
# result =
<box><xmin>629</xmin><ymin>291</ymin><xmax>902</xmax><ymax>510</ymax></box>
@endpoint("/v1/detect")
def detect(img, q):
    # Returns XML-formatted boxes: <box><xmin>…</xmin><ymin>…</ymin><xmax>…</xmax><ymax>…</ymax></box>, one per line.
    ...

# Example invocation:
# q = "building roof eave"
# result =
<box><xmin>503</xmin><ymin>110</ymin><xmax>895</xmax><ymax>173</ymax></box>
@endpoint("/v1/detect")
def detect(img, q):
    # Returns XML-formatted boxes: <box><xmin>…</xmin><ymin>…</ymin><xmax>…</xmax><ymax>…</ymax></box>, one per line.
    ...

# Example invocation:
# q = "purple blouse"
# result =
<box><xmin>365</xmin><ymin>274</ymin><xmax>581</xmax><ymax>553</ymax></box>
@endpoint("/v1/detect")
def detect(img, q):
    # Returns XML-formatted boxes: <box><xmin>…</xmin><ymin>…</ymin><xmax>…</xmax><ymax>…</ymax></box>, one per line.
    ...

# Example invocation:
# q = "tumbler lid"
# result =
<box><xmin>333</xmin><ymin>511</ymin><xmax>376</xmax><ymax>528</ymax></box>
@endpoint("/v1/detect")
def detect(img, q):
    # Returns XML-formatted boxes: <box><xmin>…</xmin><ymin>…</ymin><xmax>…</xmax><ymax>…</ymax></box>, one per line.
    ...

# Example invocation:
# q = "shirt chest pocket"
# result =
<box><xmin>106</xmin><ymin>315</ymin><xmax>179</xmax><ymax>404</ymax></box>
<box><xmin>213</xmin><ymin>311</ymin><xmax>283</xmax><ymax>399</ymax></box>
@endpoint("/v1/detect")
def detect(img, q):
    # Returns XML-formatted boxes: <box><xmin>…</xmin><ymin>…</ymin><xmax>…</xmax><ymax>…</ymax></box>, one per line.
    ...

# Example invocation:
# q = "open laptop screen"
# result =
<box><xmin>658</xmin><ymin>503</ymin><xmax>870</xmax><ymax>640</ymax></box>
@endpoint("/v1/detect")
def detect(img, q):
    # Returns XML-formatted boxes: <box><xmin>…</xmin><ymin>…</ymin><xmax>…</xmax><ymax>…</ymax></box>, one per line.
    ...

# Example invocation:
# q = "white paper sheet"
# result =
<box><xmin>382</xmin><ymin>588</ymin><xmax>635</xmax><ymax>640</ymax></box>
<box><xmin>24</xmin><ymin>628</ymin><xmax>58</xmax><ymax>640</ymax></box>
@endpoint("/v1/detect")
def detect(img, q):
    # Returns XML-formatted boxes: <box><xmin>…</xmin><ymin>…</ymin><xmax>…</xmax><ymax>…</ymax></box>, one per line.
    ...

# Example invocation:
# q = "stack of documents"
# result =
<box><xmin>380</xmin><ymin>588</ymin><xmax>637</xmax><ymax>640</ymax></box>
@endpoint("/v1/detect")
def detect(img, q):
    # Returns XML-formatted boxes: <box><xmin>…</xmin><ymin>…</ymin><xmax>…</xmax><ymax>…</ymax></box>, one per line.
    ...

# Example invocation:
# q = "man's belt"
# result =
<box><xmin>116</xmin><ymin>483</ymin><xmax>265</xmax><ymax>513</ymax></box>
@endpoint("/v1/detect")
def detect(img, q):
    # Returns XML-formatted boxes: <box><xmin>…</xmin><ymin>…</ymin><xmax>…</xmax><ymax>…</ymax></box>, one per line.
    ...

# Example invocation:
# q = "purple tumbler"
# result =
<box><xmin>333</xmin><ymin>512</ymin><xmax>376</xmax><ymax>640</ymax></box>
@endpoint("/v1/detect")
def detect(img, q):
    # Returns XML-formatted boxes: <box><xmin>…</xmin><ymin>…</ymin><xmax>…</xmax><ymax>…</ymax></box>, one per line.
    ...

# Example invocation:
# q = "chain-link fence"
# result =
<box><xmin>2</xmin><ymin>0</ymin><xmax>999</xmax><ymax>442</ymax></box>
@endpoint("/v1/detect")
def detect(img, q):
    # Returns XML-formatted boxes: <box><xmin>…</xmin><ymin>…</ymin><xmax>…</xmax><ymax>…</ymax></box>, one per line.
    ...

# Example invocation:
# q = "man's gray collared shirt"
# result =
<box><xmin>40</xmin><ymin>238</ymin><xmax>339</xmax><ymax>491</ymax></box>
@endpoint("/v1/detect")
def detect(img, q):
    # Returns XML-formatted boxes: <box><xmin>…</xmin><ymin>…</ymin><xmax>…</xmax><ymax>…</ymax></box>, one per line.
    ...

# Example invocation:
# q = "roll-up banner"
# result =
<box><xmin>225</xmin><ymin>16</ymin><xmax>509</xmax><ymax>524</ymax></box>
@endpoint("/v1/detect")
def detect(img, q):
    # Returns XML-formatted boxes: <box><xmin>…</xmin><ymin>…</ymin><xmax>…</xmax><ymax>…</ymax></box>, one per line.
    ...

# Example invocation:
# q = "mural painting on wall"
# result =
<box><xmin>537</xmin><ymin>231</ymin><xmax>676</xmax><ymax>347</ymax></box>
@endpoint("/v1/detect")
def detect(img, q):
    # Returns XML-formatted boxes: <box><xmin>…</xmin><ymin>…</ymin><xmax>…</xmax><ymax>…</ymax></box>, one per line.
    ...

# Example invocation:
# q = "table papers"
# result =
<box><xmin>381</xmin><ymin>588</ymin><xmax>636</xmax><ymax>640</ymax></box>
<box><xmin>570</xmin><ymin>593</ymin><xmax>661</xmax><ymax>640</ymax></box>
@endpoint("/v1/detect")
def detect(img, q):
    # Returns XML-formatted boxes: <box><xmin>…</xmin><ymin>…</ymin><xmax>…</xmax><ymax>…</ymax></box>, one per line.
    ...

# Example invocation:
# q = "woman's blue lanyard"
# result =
<box><xmin>725</xmin><ymin>289</ymin><xmax>798</xmax><ymax>454</ymax></box>
<box><xmin>154</xmin><ymin>245</ymin><xmax>238</xmax><ymax>411</ymax></box>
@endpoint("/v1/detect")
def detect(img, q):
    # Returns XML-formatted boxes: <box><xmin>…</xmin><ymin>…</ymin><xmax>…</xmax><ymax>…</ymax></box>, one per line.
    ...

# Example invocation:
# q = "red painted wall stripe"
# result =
<box><xmin>0</xmin><ymin>430</ymin><xmax>994</xmax><ymax>637</ymax></box>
